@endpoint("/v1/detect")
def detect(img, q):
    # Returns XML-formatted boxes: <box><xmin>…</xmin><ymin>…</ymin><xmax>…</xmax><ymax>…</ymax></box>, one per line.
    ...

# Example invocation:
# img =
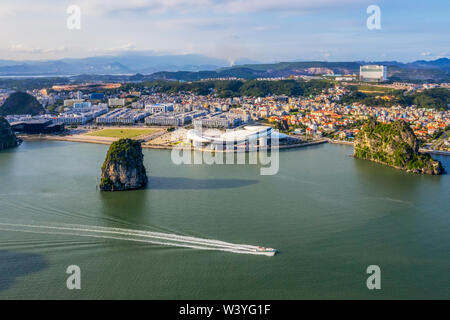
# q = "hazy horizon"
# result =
<box><xmin>0</xmin><ymin>0</ymin><xmax>448</xmax><ymax>63</ymax></box>
<box><xmin>0</xmin><ymin>52</ymin><xmax>449</xmax><ymax>65</ymax></box>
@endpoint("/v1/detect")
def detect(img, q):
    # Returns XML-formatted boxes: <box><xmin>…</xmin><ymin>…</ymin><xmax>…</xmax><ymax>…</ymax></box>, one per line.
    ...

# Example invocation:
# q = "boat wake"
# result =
<box><xmin>0</xmin><ymin>222</ymin><xmax>276</xmax><ymax>256</ymax></box>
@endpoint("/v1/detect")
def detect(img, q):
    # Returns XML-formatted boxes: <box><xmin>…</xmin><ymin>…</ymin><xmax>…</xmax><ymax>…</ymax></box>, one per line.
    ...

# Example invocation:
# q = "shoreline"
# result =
<box><xmin>17</xmin><ymin>134</ymin><xmax>450</xmax><ymax>155</ymax></box>
<box><xmin>18</xmin><ymin>134</ymin><xmax>328</xmax><ymax>152</ymax></box>
<box><xmin>328</xmin><ymin>139</ymin><xmax>450</xmax><ymax>156</ymax></box>
<box><xmin>328</xmin><ymin>139</ymin><xmax>354</xmax><ymax>146</ymax></box>
<box><xmin>418</xmin><ymin>149</ymin><xmax>450</xmax><ymax>156</ymax></box>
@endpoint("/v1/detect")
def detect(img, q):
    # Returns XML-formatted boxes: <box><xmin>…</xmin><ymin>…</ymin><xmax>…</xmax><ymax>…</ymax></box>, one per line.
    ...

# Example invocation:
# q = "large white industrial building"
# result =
<box><xmin>360</xmin><ymin>65</ymin><xmax>387</xmax><ymax>82</ymax></box>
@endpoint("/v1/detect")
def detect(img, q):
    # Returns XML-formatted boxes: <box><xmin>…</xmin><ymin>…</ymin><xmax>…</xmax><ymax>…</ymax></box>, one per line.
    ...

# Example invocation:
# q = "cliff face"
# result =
<box><xmin>354</xmin><ymin>120</ymin><xmax>443</xmax><ymax>175</ymax></box>
<box><xmin>100</xmin><ymin>139</ymin><xmax>148</xmax><ymax>191</ymax></box>
<box><xmin>0</xmin><ymin>116</ymin><xmax>18</xmax><ymax>150</ymax></box>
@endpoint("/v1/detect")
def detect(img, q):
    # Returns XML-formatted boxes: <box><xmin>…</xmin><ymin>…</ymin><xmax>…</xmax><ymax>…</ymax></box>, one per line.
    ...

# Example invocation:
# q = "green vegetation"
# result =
<box><xmin>101</xmin><ymin>139</ymin><xmax>143</xmax><ymax>170</ymax></box>
<box><xmin>46</xmin><ymin>104</ymin><xmax>59</xmax><ymax>113</ymax></box>
<box><xmin>226</xmin><ymin>61</ymin><xmax>361</xmax><ymax>73</ymax></box>
<box><xmin>354</xmin><ymin>120</ymin><xmax>443</xmax><ymax>174</ymax></box>
<box><xmin>387</xmin><ymin>65</ymin><xmax>450</xmax><ymax>83</ymax></box>
<box><xmin>86</xmin><ymin>128</ymin><xmax>159</xmax><ymax>139</ymax></box>
<box><xmin>100</xmin><ymin>177</ymin><xmax>113</xmax><ymax>188</ymax></box>
<box><xmin>0</xmin><ymin>91</ymin><xmax>45</xmax><ymax>116</ymax></box>
<box><xmin>147</xmin><ymin>62</ymin><xmax>360</xmax><ymax>80</ymax></box>
<box><xmin>342</xmin><ymin>87</ymin><xmax>450</xmax><ymax>110</ymax></box>
<box><xmin>121</xmin><ymin>79</ymin><xmax>334</xmax><ymax>98</ymax></box>
<box><xmin>0</xmin><ymin>78</ymin><xmax>71</xmax><ymax>91</ymax></box>
<box><xmin>100</xmin><ymin>138</ymin><xmax>148</xmax><ymax>191</ymax></box>
<box><xmin>357</xmin><ymin>85</ymin><xmax>399</xmax><ymax>94</ymax></box>
<box><xmin>412</xmin><ymin>88</ymin><xmax>450</xmax><ymax>110</ymax></box>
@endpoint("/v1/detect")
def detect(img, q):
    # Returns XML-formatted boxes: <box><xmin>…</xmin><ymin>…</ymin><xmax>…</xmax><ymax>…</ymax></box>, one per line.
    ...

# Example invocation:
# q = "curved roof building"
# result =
<box><xmin>186</xmin><ymin>126</ymin><xmax>289</xmax><ymax>147</ymax></box>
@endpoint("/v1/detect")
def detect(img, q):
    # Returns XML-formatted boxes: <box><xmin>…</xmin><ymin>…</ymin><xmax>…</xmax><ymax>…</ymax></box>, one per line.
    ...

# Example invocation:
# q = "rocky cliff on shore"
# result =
<box><xmin>0</xmin><ymin>116</ymin><xmax>18</xmax><ymax>150</ymax></box>
<box><xmin>354</xmin><ymin>120</ymin><xmax>443</xmax><ymax>175</ymax></box>
<box><xmin>100</xmin><ymin>139</ymin><xmax>148</xmax><ymax>191</ymax></box>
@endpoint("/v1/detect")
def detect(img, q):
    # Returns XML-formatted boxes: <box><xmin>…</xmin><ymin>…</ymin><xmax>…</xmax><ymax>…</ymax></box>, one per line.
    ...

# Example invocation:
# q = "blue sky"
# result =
<box><xmin>0</xmin><ymin>0</ymin><xmax>448</xmax><ymax>63</ymax></box>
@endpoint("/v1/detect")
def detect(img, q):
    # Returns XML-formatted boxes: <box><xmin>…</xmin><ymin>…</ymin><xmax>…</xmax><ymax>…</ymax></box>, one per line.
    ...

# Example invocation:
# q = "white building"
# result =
<box><xmin>73</xmin><ymin>102</ymin><xmax>92</xmax><ymax>111</ymax></box>
<box><xmin>53</xmin><ymin>105</ymin><xmax>108</xmax><ymax>125</ymax></box>
<box><xmin>131</xmin><ymin>101</ymin><xmax>144</xmax><ymax>109</ymax></box>
<box><xmin>64</xmin><ymin>99</ymin><xmax>84</xmax><ymax>107</ymax></box>
<box><xmin>145</xmin><ymin>103</ymin><xmax>174</xmax><ymax>114</ymax></box>
<box><xmin>360</xmin><ymin>65</ymin><xmax>387</xmax><ymax>82</ymax></box>
<box><xmin>145</xmin><ymin>110</ymin><xmax>208</xmax><ymax>126</ymax></box>
<box><xmin>108</xmin><ymin>98</ymin><xmax>126</xmax><ymax>107</ymax></box>
<box><xmin>192</xmin><ymin>112</ymin><xmax>247</xmax><ymax>128</ymax></box>
<box><xmin>96</xmin><ymin>108</ymin><xmax>149</xmax><ymax>124</ymax></box>
<box><xmin>186</xmin><ymin>126</ymin><xmax>289</xmax><ymax>148</ymax></box>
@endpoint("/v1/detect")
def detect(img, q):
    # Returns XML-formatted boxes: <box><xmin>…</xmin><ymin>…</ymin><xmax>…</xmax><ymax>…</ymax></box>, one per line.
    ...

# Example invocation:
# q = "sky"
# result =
<box><xmin>0</xmin><ymin>0</ymin><xmax>449</xmax><ymax>63</ymax></box>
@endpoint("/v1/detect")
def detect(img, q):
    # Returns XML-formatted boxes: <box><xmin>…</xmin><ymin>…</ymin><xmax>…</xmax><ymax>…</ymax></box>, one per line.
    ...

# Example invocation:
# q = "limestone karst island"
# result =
<box><xmin>0</xmin><ymin>116</ymin><xmax>18</xmax><ymax>150</ymax></box>
<box><xmin>1</xmin><ymin>0</ymin><xmax>450</xmax><ymax>303</ymax></box>
<box><xmin>100</xmin><ymin>138</ymin><xmax>148</xmax><ymax>191</ymax></box>
<box><xmin>354</xmin><ymin>120</ymin><xmax>443</xmax><ymax>175</ymax></box>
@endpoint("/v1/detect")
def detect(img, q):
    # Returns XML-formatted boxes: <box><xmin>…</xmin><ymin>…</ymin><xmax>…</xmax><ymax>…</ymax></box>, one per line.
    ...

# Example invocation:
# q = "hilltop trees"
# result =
<box><xmin>0</xmin><ymin>92</ymin><xmax>45</xmax><ymax>116</ymax></box>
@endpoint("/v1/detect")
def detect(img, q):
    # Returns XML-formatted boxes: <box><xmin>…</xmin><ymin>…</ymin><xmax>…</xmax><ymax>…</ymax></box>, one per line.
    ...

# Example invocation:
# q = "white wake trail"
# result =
<box><xmin>0</xmin><ymin>227</ymin><xmax>265</xmax><ymax>256</ymax></box>
<box><xmin>0</xmin><ymin>222</ymin><xmax>273</xmax><ymax>256</ymax></box>
<box><xmin>0</xmin><ymin>222</ymin><xmax>257</xmax><ymax>251</ymax></box>
<box><xmin>65</xmin><ymin>223</ymin><xmax>261</xmax><ymax>251</ymax></box>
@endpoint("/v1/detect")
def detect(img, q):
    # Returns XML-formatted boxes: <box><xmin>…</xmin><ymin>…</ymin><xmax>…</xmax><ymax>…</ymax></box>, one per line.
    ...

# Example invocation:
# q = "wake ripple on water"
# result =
<box><xmin>0</xmin><ymin>197</ymin><xmax>192</xmax><ymax>237</ymax></box>
<box><xmin>0</xmin><ymin>222</ymin><xmax>274</xmax><ymax>256</ymax></box>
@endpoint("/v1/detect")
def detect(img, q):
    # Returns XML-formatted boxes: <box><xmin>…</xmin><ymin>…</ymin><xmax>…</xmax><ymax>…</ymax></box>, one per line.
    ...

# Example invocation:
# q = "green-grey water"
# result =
<box><xmin>0</xmin><ymin>141</ymin><xmax>449</xmax><ymax>299</ymax></box>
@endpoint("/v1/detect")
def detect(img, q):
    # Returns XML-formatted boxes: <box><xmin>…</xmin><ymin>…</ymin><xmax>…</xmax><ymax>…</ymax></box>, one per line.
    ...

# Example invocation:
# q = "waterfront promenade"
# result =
<box><xmin>17</xmin><ymin>133</ymin><xmax>450</xmax><ymax>155</ymax></box>
<box><xmin>19</xmin><ymin>133</ymin><xmax>328</xmax><ymax>151</ymax></box>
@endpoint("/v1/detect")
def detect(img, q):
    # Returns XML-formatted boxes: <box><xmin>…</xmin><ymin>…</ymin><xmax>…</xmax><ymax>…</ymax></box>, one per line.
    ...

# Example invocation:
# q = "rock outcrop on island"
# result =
<box><xmin>0</xmin><ymin>116</ymin><xmax>18</xmax><ymax>150</ymax></box>
<box><xmin>354</xmin><ymin>120</ymin><xmax>443</xmax><ymax>175</ymax></box>
<box><xmin>100</xmin><ymin>139</ymin><xmax>148</xmax><ymax>191</ymax></box>
<box><xmin>0</xmin><ymin>91</ymin><xmax>45</xmax><ymax>116</ymax></box>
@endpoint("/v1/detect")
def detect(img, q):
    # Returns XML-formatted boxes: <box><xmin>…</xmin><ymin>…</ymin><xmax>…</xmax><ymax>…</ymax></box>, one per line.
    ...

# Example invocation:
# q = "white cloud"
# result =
<box><xmin>435</xmin><ymin>52</ymin><xmax>448</xmax><ymax>59</ymax></box>
<box><xmin>420</xmin><ymin>51</ymin><xmax>449</xmax><ymax>60</ymax></box>
<box><xmin>10</xmin><ymin>44</ymin><xmax>42</xmax><ymax>54</ymax></box>
<box><xmin>0</xmin><ymin>2</ymin><xmax>60</xmax><ymax>17</ymax></box>
<box><xmin>77</xmin><ymin>0</ymin><xmax>210</xmax><ymax>16</ymax></box>
<box><xmin>0</xmin><ymin>0</ymin><xmax>446</xmax><ymax>62</ymax></box>
<box><xmin>318</xmin><ymin>49</ymin><xmax>332</xmax><ymax>59</ymax></box>
<box><xmin>214</xmin><ymin>0</ymin><xmax>366</xmax><ymax>13</ymax></box>
<box><xmin>253</xmin><ymin>25</ymin><xmax>277</xmax><ymax>32</ymax></box>
<box><xmin>0</xmin><ymin>6</ymin><xmax>16</xmax><ymax>18</ymax></box>
<box><xmin>150</xmin><ymin>17</ymin><xmax>229</xmax><ymax>30</ymax></box>
<box><xmin>74</xmin><ymin>0</ymin><xmax>367</xmax><ymax>16</ymax></box>
<box><xmin>10</xmin><ymin>44</ymin><xmax>68</xmax><ymax>55</ymax></box>
<box><xmin>105</xmin><ymin>43</ymin><xmax>138</xmax><ymax>52</ymax></box>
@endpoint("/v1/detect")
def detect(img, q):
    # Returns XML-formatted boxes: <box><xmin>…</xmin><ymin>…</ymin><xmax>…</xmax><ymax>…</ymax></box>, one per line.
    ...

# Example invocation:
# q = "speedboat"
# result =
<box><xmin>256</xmin><ymin>246</ymin><xmax>277</xmax><ymax>256</ymax></box>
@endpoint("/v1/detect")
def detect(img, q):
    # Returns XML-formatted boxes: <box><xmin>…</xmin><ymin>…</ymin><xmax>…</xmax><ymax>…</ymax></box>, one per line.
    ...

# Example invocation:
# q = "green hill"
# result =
<box><xmin>0</xmin><ymin>91</ymin><xmax>45</xmax><ymax>116</ymax></box>
<box><xmin>146</xmin><ymin>61</ymin><xmax>450</xmax><ymax>82</ymax></box>
<box><xmin>222</xmin><ymin>61</ymin><xmax>361</xmax><ymax>73</ymax></box>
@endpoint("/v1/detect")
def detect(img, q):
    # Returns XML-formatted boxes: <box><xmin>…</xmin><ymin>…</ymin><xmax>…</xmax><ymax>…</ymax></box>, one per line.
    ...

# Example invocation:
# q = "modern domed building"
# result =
<box><xmin>186</xmin><ymin>125</ymin><xmax>290</xmax><ymax>150</ymax></box>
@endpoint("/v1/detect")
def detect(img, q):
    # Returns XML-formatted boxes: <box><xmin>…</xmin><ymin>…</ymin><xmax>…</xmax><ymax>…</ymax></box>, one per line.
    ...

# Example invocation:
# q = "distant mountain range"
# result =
<box><xmin>0</xmin><ymin>54</ymin><xmax>234</xmax><ymax>76</ymax></box>
<box><xmin>0</xmin><ymin>54</ymin><xmax>448</xmax><ymax>82</ymax></box>
<box><xmin>143</xmin><ymin>59</ymin><xmax>450</xmax><ymax>82</ymax></box>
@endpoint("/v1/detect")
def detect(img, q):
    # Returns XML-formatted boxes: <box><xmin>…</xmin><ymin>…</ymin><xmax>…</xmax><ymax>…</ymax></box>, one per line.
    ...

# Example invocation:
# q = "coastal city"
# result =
<box><xmin>1</xmin><ymin>0</ymin><xmax>450</xmax><ymax>305</ymax></box>
<box><xmin>1</xmin><ymin>64</ymin><xmax>449</xmax><ymax>152</ymax></box>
